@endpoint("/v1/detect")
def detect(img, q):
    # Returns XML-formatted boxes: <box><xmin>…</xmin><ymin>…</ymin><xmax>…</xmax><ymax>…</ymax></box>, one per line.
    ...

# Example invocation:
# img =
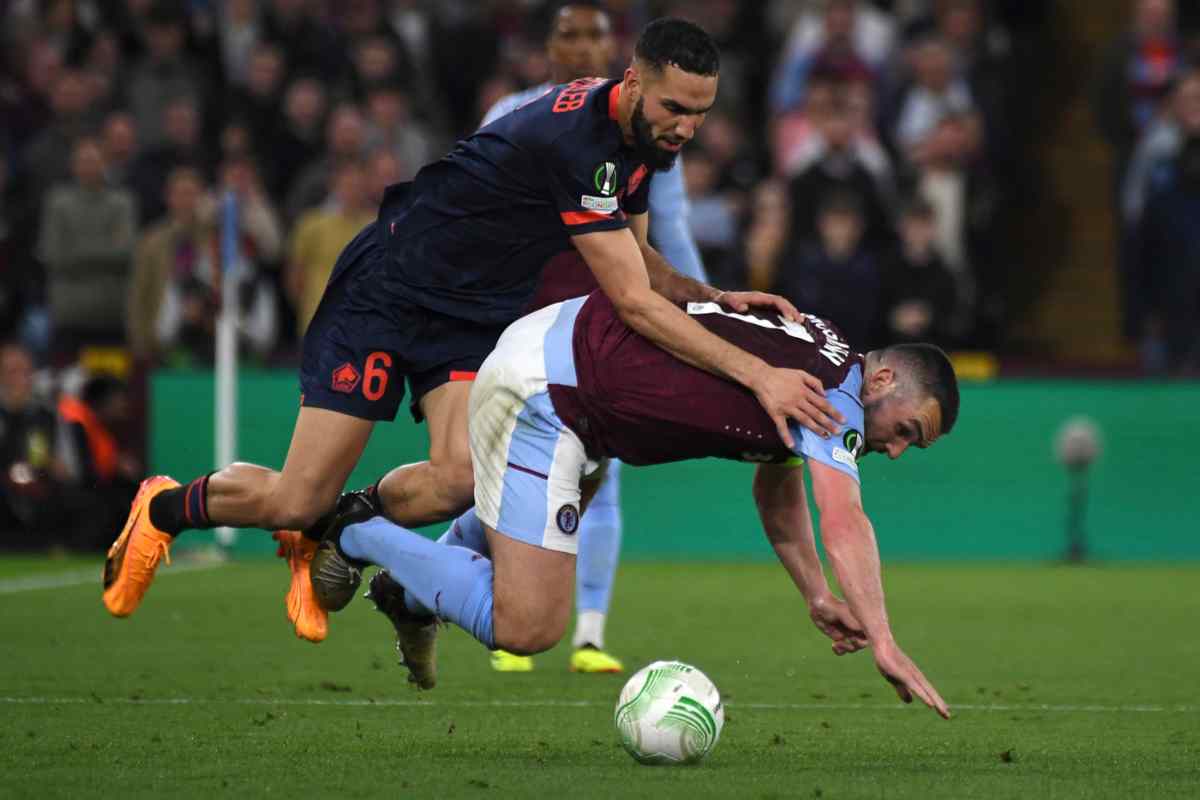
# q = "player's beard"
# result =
<box><xmin>631</xmin><ymin>97</ymin><xmax>682</xmax><ymax>171</ymax></box>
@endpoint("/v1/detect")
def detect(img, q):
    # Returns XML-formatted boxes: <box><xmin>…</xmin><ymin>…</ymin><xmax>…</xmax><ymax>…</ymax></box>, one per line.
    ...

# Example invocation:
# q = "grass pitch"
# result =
<box><xmin>1</xmin><ymin>556</ymin><xmax>1197</xmax><ymax>798</ymax></box>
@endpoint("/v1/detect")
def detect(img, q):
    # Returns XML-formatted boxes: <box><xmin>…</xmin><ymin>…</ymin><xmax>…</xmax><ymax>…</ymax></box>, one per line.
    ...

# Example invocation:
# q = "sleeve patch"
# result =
<box><xmin>580</xmin><ymin>195</ymin><xmax>620</xmax><ymax>212</ymax></box>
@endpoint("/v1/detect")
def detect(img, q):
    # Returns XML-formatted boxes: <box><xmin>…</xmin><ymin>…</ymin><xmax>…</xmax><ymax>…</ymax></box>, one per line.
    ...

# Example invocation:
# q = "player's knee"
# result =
<box><xmin>496</xmin><ymin>621</ymin><xmax>564</xmax><ymax>656</ymax></box>
<box><xmin>433</xmin><ymin>459</ymin><xmax>475</xmax><ymax>515</ymax></box>
<box><xmin>492</xmin><ymin>598</ymin><xmax>567</xmax><ymax>655</ymax></box>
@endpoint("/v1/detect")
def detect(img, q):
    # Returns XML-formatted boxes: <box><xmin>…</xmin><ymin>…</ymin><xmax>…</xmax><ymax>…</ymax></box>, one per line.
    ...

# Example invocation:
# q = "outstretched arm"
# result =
<box><xmin>753</xmin><ymin>463</ymin><xmax>868</xmax><ymax>655</ymax></box>
<box><xmin>809</xmin><ymin>460</ymin><xmax>951</xmax><ymax>719</ymax></box>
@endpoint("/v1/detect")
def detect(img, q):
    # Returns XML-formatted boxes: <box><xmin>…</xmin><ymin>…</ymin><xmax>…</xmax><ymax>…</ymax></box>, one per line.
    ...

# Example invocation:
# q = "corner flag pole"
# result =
<box><xmin>215</xmin><ymin>190</ymin><xmax>240</xmax><ymax>550</ymax></box>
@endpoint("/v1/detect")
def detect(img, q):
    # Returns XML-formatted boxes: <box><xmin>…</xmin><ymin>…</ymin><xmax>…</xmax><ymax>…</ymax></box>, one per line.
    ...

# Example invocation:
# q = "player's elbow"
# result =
<box><xmin>608</xmin><ymin>285</ymin><xmax>658</xmax><ymax>328</ymax></box>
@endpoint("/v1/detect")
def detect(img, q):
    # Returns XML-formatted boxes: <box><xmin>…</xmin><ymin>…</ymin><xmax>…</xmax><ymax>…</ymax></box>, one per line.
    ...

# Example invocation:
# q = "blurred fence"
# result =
<box><xmin>151</xmin><ymin>371</ymin><xmax>1200</xmax><ymax>561</ymax></box>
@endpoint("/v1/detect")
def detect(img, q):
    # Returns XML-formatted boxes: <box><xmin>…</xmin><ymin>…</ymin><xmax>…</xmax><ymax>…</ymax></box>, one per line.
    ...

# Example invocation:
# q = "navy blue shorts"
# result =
<box><xmin>299</xmin><ymin>223</ymin><xmax>509</xmax><ymax>423</ymax></box>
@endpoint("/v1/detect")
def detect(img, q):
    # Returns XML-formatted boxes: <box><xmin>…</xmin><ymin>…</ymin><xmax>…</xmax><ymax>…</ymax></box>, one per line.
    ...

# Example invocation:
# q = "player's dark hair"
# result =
<box><xmin>634</xmin><ymin>17</ymin><xmax>720</xmax><ymax>77</ymax></box>
<box><xmin>883</xmin><ymin>343</ymin><xmax>959</xmax><ymax>435</ymax></box>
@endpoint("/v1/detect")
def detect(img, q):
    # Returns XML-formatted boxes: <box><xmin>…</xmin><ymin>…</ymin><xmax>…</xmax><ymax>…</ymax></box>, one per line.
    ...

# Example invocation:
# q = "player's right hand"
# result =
<box><xmin>872</xmin><ymin>640</ymin><xmax>951</xmax><ymax>720</ymax></box>
<box><xmin>752</xmin><ymin>367</ymin><xmax>844</xmax><ymax>448</ymax></box>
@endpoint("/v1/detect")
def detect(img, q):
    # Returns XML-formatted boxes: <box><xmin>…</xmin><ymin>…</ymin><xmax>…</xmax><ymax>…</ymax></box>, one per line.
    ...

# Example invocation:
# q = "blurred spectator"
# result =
<box><xmin>285</xmin><ymin>104</ymin><xmax>367</xmax><ymax>223</ymax></box>
<box><xmin>787</xmin><ymin>87</ymin><xmax>895</xmax><ymax>248</ymax></box>
<box><xmin>126</xmin><ymin>4</ymin><xmax>208</xmax><ymax>149</ymax></box>
<box><xmin>286</xmin><ymin>161</ymin><xmax>376</xmax><ymax>337</ymax></box>
<box><xmin>684</xmin><ymin>151</ymin><xmax>740</xmax><ymax>277</ymax></box>
<box><xmin>1121</xmin><ymin>67</ymin><xmax>1200</xmax><ymax>343</ymax></box>
<box><xmin>1137</xmin><ymin>136</ymin><xmax>1200</xmax><ymax>373</ymax></box>
<box><xmin>0</xmin><ymin>38</ymin><xmax>65</xmax><ymax>156</ymax></box>
<box><xmin>127</xmin><ymin>163</ymin><xmax>280</xmax><ymax>366</ymax></box>
<box><xmin>219</xmin><ymin>0</ymin><xmax>263</xmax><ymax>87</ymax></box>
<box><xmin>81</xmin><ymin>28</ymin><xmax>127</xmax><ymax>115</ymax></box>
<box><xmin>129</xmin><ymin>96</ymin><xmax>209</xmax><ymax>224</ymax></box>
<box><xmin>55</xmin><ymin>374</ymin><xmax>140</xmax><ymax>550</ymax></box>
<box><xmin>271</xmin><ymin>77</ymin><xmax>329</xmax><ymax>201</ymax></box>
<box><xmin>127</xmin><ymin>166</ymin><xmax>213</xmax><ymax>361</ymax></box>
<box><xmin>362</xmin><ymin>80</ymin><xmax>438</xmax><ymax>182</ymax></box>
<box><xmin>37</xmin><ymin>137</ymin><xmax>137</xmax><ymax>361</ymax></box>
<box><xmin>352</xmin><ymin>35</ymin><xmax>402</xmax><ymax>91</ymax></box>
<box><xmin>877</xmin><ymin>196</ymin><xmax>958</xmax><ymax>346</ymax></box>
<box><xmin>739</xmin><ymin>179</ymin><xmax>793</xmax><ymax>292</ymax></box>
<box><xmin>899</xmin><ymin>0</ymin><xmax>1016</xmax><ymax>173</ymax></box>
<box><xmin>0</xmin><ymin>342</ymin><xmax>61</xmax><ymax>546</ymax></box>
<box><xmin>886</xmin><ymin>35</ymin><xmax>982</xmax><ymax>169</ymax></box>
<box><xmin>225</xmin><ymin>42</ymin><xmax>287</xmax><ymax>159</ymax></box>
<box><xmin>101</xmin><ymin>112</ymin><xmax>141</xmax><ymax>188</ymax></box>
<box><xmin>770</xmin><ymin>0</ymin><xmax>895</xmax><ymax>115</ymax></box>
<box><xmin>219</xmin><ymin>119</ymin><xmax>255</xmax><ymax>163</ymax></box>
<box><xmin>261</xmin><ymin>0</ymin><xmax>346</xmax><ymax>80</ymax></box>
<box><xmin>773</xmin><ymin>189</ymin><xmax>881</xmax><ymax>347</ymax></box>
<box><xmin>776</xmin><ymin>72</ymin><xmax>890</xmax><ymax>181</ymax></box>
<box><xmin>1122</xmin><ymin>67</ymin><xmax>1200</xmax><ymax>226</ymax></box>
<box><xmin>364</xmin><ymin>148</ymin><xmax>404</xmax><ymax>207</ymax></box>
<box><xmin>20</xmin><ymin>70</ymin><xmax>95</xmax><ymax>211</ymax></box>
<box><xmin>1095</xmin><ymin>0</ymin><xmax>1181</xmax><ymax>181</ymax></box>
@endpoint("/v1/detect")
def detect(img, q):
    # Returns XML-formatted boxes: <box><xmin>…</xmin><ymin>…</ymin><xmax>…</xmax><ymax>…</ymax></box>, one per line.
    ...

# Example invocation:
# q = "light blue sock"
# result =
<box><xmin>576</xmin><ymin>459</ymin><xmax>622</xmax><ymax>616</ymax></box>
<box><xmin>341</xmin><ymin>517</ymin><xmax>495</xmax><ymax>648</ymax></box>
<box><xmin>437</xmin><ymin>508</ymin><xmax>490</xmax><ymax>557</ymax></box>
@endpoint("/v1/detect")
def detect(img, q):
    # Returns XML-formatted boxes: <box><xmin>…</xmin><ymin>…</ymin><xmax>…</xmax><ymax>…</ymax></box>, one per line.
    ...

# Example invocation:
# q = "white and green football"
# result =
<box><xmin>613</xmin><ymin>660</ymin><xmax>724</xmax><ymax>765</ymax></box>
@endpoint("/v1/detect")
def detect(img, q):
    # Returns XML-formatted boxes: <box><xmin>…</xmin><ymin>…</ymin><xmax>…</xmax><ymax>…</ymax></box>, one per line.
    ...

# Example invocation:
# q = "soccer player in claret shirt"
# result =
<box><xmin>480</xmin><ymin>2</ymin><xmax>710</xmax><ymax>675</ymax></box>
<box><xmin>311</xmin><ymin>292</ymin><xmax>957</xmax><ymax>720</ymax></box>
<box><xmin>102</xmin><ymin>19</ymin><xmax>843</xmax><ymax>641</ymax></box>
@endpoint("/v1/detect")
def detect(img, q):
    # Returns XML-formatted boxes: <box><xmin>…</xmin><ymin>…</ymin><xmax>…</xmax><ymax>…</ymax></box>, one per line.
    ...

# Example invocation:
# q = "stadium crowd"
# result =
<box><xmin>3</xmin><ymin>0</ymin><xmax>1188</xmax><ymax>547</ymax></box>
<box><xmin>1094</xmin><ymin>0</ymin><xmax>1200</xmax><ymax>374</ymax></box>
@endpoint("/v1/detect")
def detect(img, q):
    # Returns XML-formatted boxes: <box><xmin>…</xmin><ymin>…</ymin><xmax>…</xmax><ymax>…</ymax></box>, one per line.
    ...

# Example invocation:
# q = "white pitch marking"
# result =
<box><xmin>0</xmin><ymin>697</ymin><xmax>1195</xmax><ymax>713</ymax></box>
<box><xmin>0</xmin><ymin>562</ymin><xmax>221</xmax><ymax>595</ymax></box>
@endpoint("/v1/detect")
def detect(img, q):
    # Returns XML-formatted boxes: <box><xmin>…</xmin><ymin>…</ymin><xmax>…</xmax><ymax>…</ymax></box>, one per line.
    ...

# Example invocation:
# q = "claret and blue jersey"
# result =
<box><xmin>545</xmin><ymin>293</ymin><xmax>869</xmax><ymax>485</ymax></box>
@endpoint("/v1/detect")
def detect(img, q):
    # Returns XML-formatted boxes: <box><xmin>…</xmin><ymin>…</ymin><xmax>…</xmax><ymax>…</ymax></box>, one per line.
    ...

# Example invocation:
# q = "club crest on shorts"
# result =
<box><xmin>556</xmin><ymin>503</ymin><xmax>580</xmax><ymax>534</ymax></box>
<box><xmin>331</xmin><ymin>362</ymin><xmax>361</xmax><ymax>394</ymax></box>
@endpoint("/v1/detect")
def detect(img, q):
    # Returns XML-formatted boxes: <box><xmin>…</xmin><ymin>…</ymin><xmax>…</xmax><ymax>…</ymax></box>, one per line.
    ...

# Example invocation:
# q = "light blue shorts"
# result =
<box><xmin>469</xmin><ymin>298</ymin><xmax>598</xmax><ymax>554</ymax></box>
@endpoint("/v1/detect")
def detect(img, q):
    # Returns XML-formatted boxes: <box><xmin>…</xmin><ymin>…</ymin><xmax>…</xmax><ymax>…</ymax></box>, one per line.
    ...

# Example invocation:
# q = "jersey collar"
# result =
<box><xmin>608</xmin><ymin>81</ymin><xmax>621</xmax><ymax>121</ymax></box>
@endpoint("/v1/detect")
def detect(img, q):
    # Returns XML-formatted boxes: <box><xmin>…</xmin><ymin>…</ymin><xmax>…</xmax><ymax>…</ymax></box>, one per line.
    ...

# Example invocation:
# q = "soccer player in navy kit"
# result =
<box><xmin>314</xmin><ymin>292</ymin><xmax>957</xmax><ymax>718</ymax></box>
<box><xmin>102</xmin><ymin>19</ymin><xmax>842</xmax><ymax>643</ymax></box>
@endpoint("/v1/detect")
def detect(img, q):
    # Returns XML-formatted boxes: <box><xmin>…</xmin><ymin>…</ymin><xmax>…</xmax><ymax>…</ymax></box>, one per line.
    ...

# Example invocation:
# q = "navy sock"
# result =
<box><xmin>148</xmin><ymin>474</ymin><xmax>214</xmax><ymax>536</ymax></box>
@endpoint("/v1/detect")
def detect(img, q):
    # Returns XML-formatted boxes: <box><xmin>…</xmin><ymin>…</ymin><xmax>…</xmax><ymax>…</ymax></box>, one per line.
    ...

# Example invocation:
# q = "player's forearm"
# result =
<box><xmin>820</xmin><ymin>512</ymin><xmax>895</xmax><ymax>645</ymax></box>
<box><xmin>753</xmin><ymin>465</ymin><xmax>830</xmax><ymax>604</ymax></box>
<box><xmin>641</xmin><ymin>242</ymin><xmax>718</xmax><ymax>305</ymax></box>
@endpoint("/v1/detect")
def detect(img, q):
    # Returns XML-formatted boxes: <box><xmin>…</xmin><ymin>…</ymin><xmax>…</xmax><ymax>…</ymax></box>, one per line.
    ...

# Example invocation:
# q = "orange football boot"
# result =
<box><xmin>102</xmin><ymin>476</ymin><xmax>180</xmax><ymax>617</ymax></box>
<box><xmin>273</xmin><ymin>530</ymin><xmax>327</xmax><ymax>643</ymax></box>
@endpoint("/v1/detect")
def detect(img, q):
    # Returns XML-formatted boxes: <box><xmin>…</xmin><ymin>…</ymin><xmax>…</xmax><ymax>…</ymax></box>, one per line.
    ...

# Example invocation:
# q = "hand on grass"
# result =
<box><xmin>873</xmin><ymin>640</ymin><xmax>951</xmax><ymax>720</ymax></box>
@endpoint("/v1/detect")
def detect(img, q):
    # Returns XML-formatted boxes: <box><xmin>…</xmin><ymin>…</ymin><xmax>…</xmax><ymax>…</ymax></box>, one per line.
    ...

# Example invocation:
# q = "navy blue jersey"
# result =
<box><xmin>372</xmin><ymin>78</ymin><xmax>654</xmax><ymax>325</ymax></box>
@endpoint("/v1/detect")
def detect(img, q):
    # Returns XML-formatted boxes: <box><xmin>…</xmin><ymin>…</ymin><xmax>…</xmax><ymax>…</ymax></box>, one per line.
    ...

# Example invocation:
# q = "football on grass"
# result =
<box><xmin>614</xmin><ymin>660</ymin><xmax>724</xmax><ymax>765</ymax></box>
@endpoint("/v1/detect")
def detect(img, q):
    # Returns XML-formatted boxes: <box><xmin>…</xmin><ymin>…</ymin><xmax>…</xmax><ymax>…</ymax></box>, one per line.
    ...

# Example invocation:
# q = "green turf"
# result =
<box><xmin>1</xmin><ymin>559</ymin><xmax>1197</xmax><ymax>798</ymax></box>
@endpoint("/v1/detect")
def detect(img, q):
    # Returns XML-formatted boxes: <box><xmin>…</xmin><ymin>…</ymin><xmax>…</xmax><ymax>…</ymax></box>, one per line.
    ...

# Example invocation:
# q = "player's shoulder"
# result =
<box><xmin>502</xmin><ymin>78</ymin><xmax>621</xmax><ymax>149</ymax></box>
